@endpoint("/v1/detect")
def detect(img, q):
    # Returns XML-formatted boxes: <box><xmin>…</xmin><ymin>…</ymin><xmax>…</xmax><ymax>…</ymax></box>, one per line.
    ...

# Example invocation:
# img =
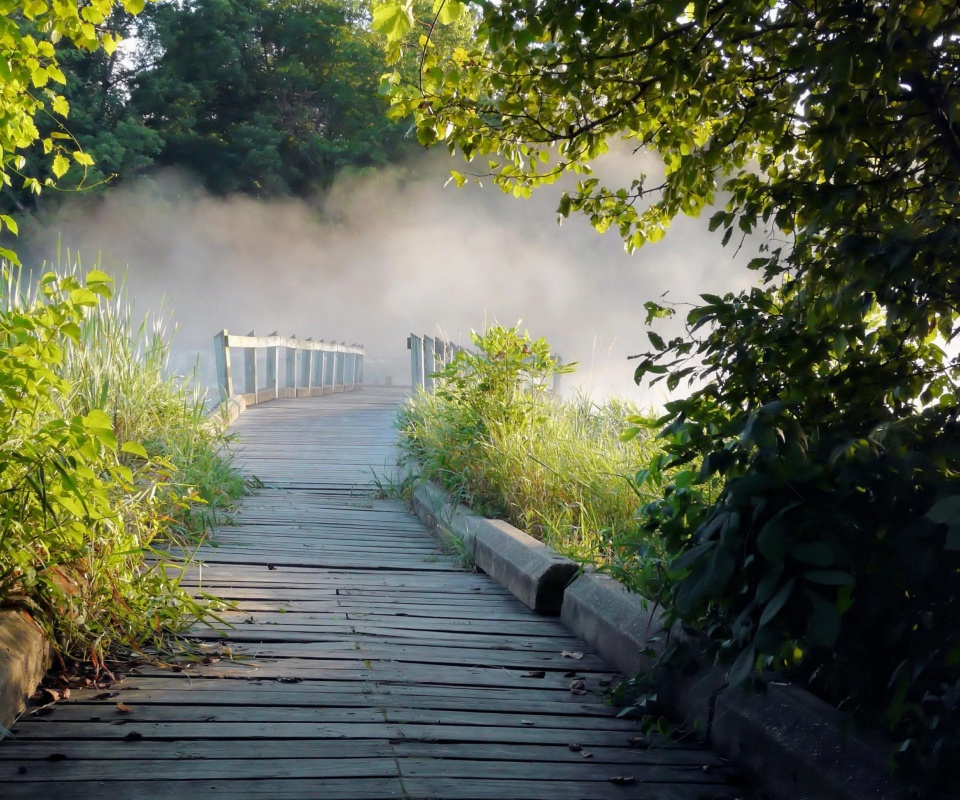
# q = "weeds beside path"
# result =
<box><xmin>0</xmin><ymin>261</ymin><xmax>244</xmax><ymax>671</ymax></box>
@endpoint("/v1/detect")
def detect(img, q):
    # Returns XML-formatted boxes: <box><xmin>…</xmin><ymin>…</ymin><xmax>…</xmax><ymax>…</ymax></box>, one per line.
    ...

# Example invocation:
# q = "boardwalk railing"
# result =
<box><xmin>407</xmin><ymin>333</ymin><xmax>468</xmax><ymax>392</ymax></box>
<box><xmin>407</xmin><ymin>331</ymin><xmax>565</xmax><ymax>394</ymax></box>
<box><xmin>215</xmin><ymin>330</ymin><xmax>364</xmax><ymax>405</ymax></box>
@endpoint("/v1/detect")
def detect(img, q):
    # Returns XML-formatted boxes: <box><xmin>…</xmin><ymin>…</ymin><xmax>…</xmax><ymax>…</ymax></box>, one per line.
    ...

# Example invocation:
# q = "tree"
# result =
<box><xmin>374</xmin><ymin>0</ymin><xmax>960</xmax><ymax>789</ymax></box>
<box><xmin>0</xmin><ymin>0</ymin><xmax>146</xmax><ymax>262</ymax></box>
<box><xmin>129</xmin><ymin>0</ymin><xmax>410</xmax><ymax>197</ymax></box>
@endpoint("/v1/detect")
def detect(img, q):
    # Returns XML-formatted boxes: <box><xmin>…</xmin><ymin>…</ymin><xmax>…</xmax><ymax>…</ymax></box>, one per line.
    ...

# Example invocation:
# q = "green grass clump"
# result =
<box><xmin>396</xmin><ymin>324</ymin><xmax>668</xmax><ymax>592</ymax></box>
<box><xmin>0</xmin><ymin>260</ymin><xmax>244</xmax><ymax>668</ymax></box>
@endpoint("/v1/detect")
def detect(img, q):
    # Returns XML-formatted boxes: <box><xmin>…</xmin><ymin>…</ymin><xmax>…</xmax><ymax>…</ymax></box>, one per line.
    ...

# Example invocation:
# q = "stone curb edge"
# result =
<box><xmin>409</xmin><ymin>476</ymin><xmax>897</xmax><ymax>800</ymax></box>
<box><xmin>0</xmin><ymin>609</ymin><xmax>53</xmax><ymax>731</ymax></box>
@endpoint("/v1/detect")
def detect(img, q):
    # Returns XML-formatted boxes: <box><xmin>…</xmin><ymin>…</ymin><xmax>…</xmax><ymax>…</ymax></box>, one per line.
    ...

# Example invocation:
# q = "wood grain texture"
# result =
<box><xmin>0</xmin><ymin>388</ymin><xmax>741</xmax><ymax>799</ymax></box>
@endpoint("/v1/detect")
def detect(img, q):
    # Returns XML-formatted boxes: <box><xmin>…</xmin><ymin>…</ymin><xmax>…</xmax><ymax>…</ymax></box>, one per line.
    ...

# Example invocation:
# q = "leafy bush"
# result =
<box><xmin>0</xmin><ymin>264</ymin><xmax>242</xmax><ymax>666</ymax></box>
<box><xmin>397</xmin><ymin>324</ymin><xmax>665</xmax><ymax>581</ymax></box>
<box><xmin>631</xmin><ymin>288</ymin><xmax>960</xmax><ymax>794</ymax></box>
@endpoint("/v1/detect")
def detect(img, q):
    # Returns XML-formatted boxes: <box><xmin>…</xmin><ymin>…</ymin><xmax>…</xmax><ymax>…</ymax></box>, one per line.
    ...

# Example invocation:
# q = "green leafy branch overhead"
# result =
<box><xmin>0</xmin><ymin>0</ymin><xmax>146</xmax><ymax>261</ymax></box>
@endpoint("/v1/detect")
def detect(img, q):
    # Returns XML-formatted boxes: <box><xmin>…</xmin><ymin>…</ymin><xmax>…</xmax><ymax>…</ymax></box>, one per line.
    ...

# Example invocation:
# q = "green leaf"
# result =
<box><xmin>122</xmin><ymin>0</ymin><xmax>145</xmax><ymax>13</ymax></box>
<box><xmin>727</xmin><ymin>642</ymin><xmax>756</xmax><ymax>688</ymax></box>
<box><xmin>51</xmin><ymin>153</ymin><xmax>70</xmax><ymax>179</ymax></box>
<box><xmin>434</xmin><ymin>0</ymin><xmax>464</xmax><ymax>24</ymax></box>
<box><xmin>120</xmin><ymin>441</ymin><xmax>148</xmax><ymax>459</ymax></box>
<box><xmin>789</xmin><ymin>542</ymin><xmax>834</xmax><ymax>567</ymax></box>
<box><xmin>69</xmin><ymin>288</ymin><xmax>99</xmax><ymax>306</ymax></box>
<box><xmin>83</xmin><ymin>409</ymin><xmax>114</xmax><ymax>432</ymax></box>
<box><xmin>51</xmin><ymin>95</ymin><xmax>69</xmax><ymax>117</ymax></box>
<box><xmin>803</xmin><ymin>570</ymin><xmax>855</xmax><ymax>586</ymax></box>
<box><xmin>372</xmin><ymin>1</ymin><xmax>413</xmax><ymax>42</ymax></box>
<box><xmin>758</xmin><ymin>578</ymin><xmax>795</xmax><ymax>628</ymax></box>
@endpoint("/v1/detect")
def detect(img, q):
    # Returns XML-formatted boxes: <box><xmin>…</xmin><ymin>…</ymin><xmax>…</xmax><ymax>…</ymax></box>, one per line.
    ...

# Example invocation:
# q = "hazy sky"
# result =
<box><xmin>20</xmin><ymin>147</ymin><xmax>761</xmax><ymax>406</ymax></box>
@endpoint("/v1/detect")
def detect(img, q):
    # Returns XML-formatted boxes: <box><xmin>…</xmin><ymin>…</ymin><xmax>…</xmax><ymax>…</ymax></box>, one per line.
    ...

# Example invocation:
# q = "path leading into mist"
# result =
<box><xmin>1</xmin><ymin>388</ymin><xmax>739</xmax><ymax>799</ymax></box>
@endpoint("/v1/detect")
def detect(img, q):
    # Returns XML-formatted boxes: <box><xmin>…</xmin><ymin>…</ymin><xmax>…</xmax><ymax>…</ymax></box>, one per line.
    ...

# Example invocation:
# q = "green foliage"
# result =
<box><xmin>0</xmin><ymin>262</ymin><xmax>242</xmax><ymax>666</ymax></box>
<box><xmin>375</xmin><ymin>0</ymin><xmax>960</xmax><ymax>790</ymax></box>
<box><xmin>0</xmin><ymin>1</ymin><xmax>146</xmax><ymax>258</ymax></box>
<box><xmin>397</xmin><ymin>325</ymin><xmax>666</xmax><ymax>581</ymax></box>
<box><xmin>430</xmin><ymin>323</ymin><xmax>571</xmax><ymax>434</ymax></box>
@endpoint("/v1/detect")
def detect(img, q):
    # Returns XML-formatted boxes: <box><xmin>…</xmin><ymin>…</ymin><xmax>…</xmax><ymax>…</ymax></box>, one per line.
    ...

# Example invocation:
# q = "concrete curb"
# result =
<box><xmin>409</xmin><ymin>476</ymin><xmax>897</xmax><ymax>800</ymax></box>
<box><xmin>712</xmin><ymin>682</ymin><xmax>896</xmax><ymax>800</ymax></box>
<box><xmin>0</xmin><ymin>608</ymin><xmax>53</xmax><ymax>731</ymax></box>
<box><xmin>410</xmin><ymin>481</ymin><xmax>579</xmax><ymax>615</ymax></box>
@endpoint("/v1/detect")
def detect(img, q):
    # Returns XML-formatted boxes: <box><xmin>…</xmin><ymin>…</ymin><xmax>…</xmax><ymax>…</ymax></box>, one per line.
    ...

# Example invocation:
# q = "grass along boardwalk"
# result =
<box><xmin>1</xmin><ymin>387</ymin><xmax>742</xmax><ymax>799</ymax></box>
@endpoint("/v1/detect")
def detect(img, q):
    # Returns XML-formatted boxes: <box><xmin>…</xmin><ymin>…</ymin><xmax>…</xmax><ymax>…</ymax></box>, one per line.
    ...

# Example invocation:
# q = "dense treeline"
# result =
<box><xmin>2</xmin><ymin>0</ymin><xmax>410</xmax><ymax>220</ymax></box>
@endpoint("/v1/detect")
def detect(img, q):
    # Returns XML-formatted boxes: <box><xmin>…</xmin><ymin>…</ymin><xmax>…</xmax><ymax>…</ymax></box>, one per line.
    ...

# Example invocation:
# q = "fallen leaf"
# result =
<box><xmin>563</xmin><ymin>671</ymin><xmax>578</xmax><ymax>678</ymax></box>
<box><xmin>608</xmin><ymin>776</ymin><xmax>636</xmax><ymax>785</ymax></box>
<box><xmin>123</xmin><ymin>731</ymin><xmax>144</xmax><ymax>742</ymax></box>
<box><xmin>267</xmin><ymin>565</ymin><xmax>277</xmax><ymax>571</ymax></box>
<box><xmin>93</xmin><ymin>692</ymin><xmax>118</xmax><ymax>701</ymax></box>
<box><xmin>580</xmin><ymin>750</ymin><xmax>594</xmax><ymax>758</ymax></box>
<box><xmin>116</xmin><ymin>702</ymin><xmax>133</xmax><ymax>713</ymax></box>
<box><xmin>627</xmin><ymin>736</ymin><xmax>650</xmax><ymax>749</ymax></box>
<box><xmin>521</xmin><ymin>671</ymin><xmax>545</xmax><ymax>679</ymax></box>
<box><xmin>561</xmin><ymin>650</ymin><xmax>584</xmax><ymax>660</ymax></box>
<box><xmin>520</xmin><ymin>719</ymin><xmax>534</xmax><ymax>726</ymax></box>
<box><xmin>567</xmin><ymin>743</ymin><xmax>582</xmax><ymax>752</ymax></box>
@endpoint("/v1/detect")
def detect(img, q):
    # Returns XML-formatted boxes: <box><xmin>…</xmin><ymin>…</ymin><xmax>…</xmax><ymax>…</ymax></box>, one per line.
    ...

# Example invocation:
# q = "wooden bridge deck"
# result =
<box><xmin>2</xmin><ymin>388</ymin><xmax>741</xmax><ymax>799</ymax></box>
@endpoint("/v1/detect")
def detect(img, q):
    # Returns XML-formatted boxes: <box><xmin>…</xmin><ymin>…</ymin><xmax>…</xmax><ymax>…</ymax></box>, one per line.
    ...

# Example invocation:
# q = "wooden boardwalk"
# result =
<box><xmin>1</xmin><ymin>388</ymin><xmax>741</xmax><ymax>799</ymax></box>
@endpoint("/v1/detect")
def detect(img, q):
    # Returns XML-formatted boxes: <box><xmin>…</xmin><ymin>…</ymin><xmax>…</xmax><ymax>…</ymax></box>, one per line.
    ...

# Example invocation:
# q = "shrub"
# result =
<box><xmin>397</xmin><ymin>324</ymin><xmax>665</xmax><ymax>586</ymax></box>
<box><xmin>0</xmin><ymin>264</ymin><xmax>242</xmax><ymax>667</ymax></box>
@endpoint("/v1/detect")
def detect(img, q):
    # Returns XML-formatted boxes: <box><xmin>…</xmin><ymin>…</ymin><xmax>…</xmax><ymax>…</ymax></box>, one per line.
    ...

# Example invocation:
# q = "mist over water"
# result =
<box><xmin>20</xmin><ymin>149</ymin><xmax>759</xmax><ymax>405</ymax></box>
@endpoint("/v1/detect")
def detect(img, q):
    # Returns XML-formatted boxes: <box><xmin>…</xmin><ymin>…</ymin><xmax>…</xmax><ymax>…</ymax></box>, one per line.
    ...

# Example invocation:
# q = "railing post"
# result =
<box><xmin>335</xmin><ymin>343</ymin><xmax>345</xmax><ymax>391</ymax></box>
<box><xmin>214</xmin><ymin>329</ymin><xmax>233</xmax><ymax>400</ymax></box>
<box><xmin>357</xmin><ymin>347</ymin><xmax>364</xmax><ymax>388</ymax></box>
<box><xmin>408</xmin><ymin>334</ymin><xmax>424</xmax><ymax>390</ymax></box>
<box><xmin>318</xmin><ymin>341</ymin><xmax>327</xmax><ymax>395</ymax></box>
<box><xmin>286</xmin><ymin>335</ymin><xmax>296</xmax><ymax>394</ymax></box>
<box><xmin>423</xmin><ymin>335</ymin><xmax>435</xmax><ymax>393</ymax></box>
<box><xmin>266</xmin><ymin>330</ymin><xmax>279</xmax><ymax>401</ymax></box>
<box><xmin>244</xmin><ymin>330</ymin><xmax>258</xmax><ymax>403</ymax></box>
<box><xmin>303</xmin><ymin>339</ymin><xmax>314</xmax><ymax>396</ymax></box>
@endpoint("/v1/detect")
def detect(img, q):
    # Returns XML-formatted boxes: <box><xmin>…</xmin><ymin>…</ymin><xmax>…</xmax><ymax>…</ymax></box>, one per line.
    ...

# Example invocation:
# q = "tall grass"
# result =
<box><xmin>0</xmin><ymin>259</ymin><xmax>244</xmax><ymax>667</ymax></box>
<box><xmin>396</xmin><ymin>325</ymin><xmax>669</xmax><ymax>594</ymax></box>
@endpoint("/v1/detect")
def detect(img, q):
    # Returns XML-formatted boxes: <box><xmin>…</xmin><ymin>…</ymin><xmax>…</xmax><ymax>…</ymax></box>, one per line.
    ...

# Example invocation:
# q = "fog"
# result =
<box><xmin>18</xmin><ymin>147</ymin><xmax>761</xmax><ymax>406</ymax></box>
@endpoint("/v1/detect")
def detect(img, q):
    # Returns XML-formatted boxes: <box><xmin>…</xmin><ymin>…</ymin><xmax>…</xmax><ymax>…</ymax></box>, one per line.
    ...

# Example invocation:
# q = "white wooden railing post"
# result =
<box><xmin>214</xmin><ymin>329</ymin><xmax>233</xmax><ymax>400</ymax></box>
<box><xmin>423</xmin><ymin>336</ymin><xmax>435</xmax><ymax>392</ymax></box>
<box><xmin>266</xmin><ymin>331</ymin><xmax>279</xmax><ymax>401</ymax></box>
<box><xmin>244</xmin><ymin>330</ymin><xmax>258</xmax><ymax>403</ymax></box>
<box><xmin>285</xmin><ymin>336</ymin><xmax>296</xmax><ymax>395</ymax></box>
<box><xmin>318</xmin><ymin>341</ymin><xmax>327</xmax><ymax>395</ymax></box>
<box><xmin>408</xmin><ymin>334</ymin><xmax>423</xmax><ymax>390</ymax></box>
<box><xmin>304</xmin><ymin>339</ymin><xmax>314</xmax><ymax>396</ymax></box>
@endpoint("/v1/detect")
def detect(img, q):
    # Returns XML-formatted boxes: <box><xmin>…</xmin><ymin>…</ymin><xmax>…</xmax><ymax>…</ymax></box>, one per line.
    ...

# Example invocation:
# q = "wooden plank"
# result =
<box><xmin>1</xmin><ymin>778</ymin><xmax>407</xmax><ymax>800</ymax></box>
<box><xmin>1</xmin><ymin>739</ymin><xmax>723</xmax><ymax>767</ymax></box>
